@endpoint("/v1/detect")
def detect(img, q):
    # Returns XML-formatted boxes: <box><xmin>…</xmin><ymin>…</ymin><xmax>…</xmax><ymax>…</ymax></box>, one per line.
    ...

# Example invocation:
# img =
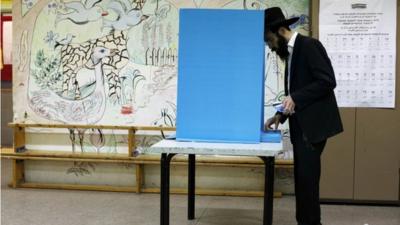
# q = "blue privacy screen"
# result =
<box><xmin>176</xmin><ymin>9</ymin><xmax>265</xmax><ymax>143</ymax></box>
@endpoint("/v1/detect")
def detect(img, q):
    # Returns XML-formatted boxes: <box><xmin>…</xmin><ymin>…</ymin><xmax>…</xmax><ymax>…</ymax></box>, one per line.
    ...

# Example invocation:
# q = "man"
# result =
<box><xmin>264</xmin><ymin>7</ymin><xmax>343</xmax><ymax>225</ymax></box>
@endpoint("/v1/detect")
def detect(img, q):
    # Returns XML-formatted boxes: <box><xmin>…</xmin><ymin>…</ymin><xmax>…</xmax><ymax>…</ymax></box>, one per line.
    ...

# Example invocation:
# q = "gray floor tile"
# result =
<box><xmin>1</xmin><ymin>158</ymin><xmax>399</xmax><ymax>225</ymax></box>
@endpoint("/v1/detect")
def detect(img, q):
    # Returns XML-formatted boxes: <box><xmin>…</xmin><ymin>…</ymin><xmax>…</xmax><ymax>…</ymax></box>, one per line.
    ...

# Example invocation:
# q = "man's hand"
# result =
<box><xmin>265</xmin><ymin>114</ymin><xmax>281</xmax><ymax>130</ymax></box>
<box><xmin>282</xmin><ymin>95</ymin><xmax>295</xmax><ymax>115</ymax></box>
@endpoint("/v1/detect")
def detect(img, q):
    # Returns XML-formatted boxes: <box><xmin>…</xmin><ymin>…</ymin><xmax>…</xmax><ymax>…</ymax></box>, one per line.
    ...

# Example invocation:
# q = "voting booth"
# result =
<box><xmin>176</xmin><ymin>9</ymin><xmax>280</xmax><ymax>143</ymax></box>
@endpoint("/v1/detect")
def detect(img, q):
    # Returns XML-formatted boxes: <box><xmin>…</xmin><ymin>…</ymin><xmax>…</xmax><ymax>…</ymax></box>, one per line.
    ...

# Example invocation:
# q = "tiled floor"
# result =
<box><xmin>1</xmin><ymin>160</ymin><xmax>399</xmax><ymax>225</ymax></box>
<box><xmin>1</xmin><ymin>186</ymin><xmax>399</xmax><ymax>225</ymax></box>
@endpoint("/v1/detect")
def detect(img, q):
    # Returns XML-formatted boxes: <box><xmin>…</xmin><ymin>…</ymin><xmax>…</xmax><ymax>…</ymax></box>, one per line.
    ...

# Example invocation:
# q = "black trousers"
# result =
<box><xmin>290</xmin><ymin>118</ymin><xmax>326</xmax><ymax>225</ymax></box>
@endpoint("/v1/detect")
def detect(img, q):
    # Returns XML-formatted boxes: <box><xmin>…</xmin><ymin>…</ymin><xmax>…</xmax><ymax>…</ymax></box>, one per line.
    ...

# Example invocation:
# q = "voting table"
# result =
<box><xmin>154</xmin><ymin>8</ymin><xmax>279</xmax><ymax>225</ymax></box>
<box><xmin>148</xmin><ymin>139</ymin><xmax>283</xmax><ymax>225</ymax></box>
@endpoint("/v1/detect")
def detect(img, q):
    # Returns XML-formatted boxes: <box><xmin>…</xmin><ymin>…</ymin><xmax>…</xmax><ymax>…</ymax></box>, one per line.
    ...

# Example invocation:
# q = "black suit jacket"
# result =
<box><xmin>278</xmin><ymin>34</ymin><xmax>343</xmax><ymax>143</ymax></box>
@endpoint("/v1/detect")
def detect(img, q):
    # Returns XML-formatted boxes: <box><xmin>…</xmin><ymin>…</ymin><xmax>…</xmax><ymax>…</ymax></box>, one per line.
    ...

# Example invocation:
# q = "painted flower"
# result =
<box><xmin>43</xmin><ymin>31</ymin><xmax>59</xmax><ymax>48</ymax></box>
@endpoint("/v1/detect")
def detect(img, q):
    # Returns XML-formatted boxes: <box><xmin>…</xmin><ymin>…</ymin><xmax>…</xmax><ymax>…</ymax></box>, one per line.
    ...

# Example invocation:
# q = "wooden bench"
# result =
<box><xmin>1</xmin><ymin>123</ymin><xmax>293</xmax><ymax>197</ymax></box>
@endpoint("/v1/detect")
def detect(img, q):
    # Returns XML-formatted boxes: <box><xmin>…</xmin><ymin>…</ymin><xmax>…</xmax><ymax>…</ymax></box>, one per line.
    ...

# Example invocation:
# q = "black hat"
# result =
<box><xmin>264</xmin><ymin>7</ymin><xmax>299</xmax><ymax>32</ymax></box>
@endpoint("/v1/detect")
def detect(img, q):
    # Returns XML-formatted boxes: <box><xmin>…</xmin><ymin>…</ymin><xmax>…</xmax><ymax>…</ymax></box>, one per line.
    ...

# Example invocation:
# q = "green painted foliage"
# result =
<box><xmin>32</xmin><ymin>50</ymin><xmax>63</xmax><ymax>92</ymax></box>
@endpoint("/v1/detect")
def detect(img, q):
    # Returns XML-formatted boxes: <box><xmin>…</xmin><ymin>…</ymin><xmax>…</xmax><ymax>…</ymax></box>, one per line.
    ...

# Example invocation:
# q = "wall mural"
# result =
<box><xmin>14</xmin><ymin>0</ymin><xmax>309</xmax><ymax>127</ymax></box>
<box><xmin>13</xmin><ymin>0</ymin><xmax>309</xmax><ymax>174</ymax></box>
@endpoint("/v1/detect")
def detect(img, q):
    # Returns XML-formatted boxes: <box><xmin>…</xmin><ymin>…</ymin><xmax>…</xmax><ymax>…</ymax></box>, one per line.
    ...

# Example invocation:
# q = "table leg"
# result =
<box><xmin>160</xmin><ymin>153</ymin><xmax>167</xmax><ymax>225</ymax></box>
<box><xmin>160</xmin><ymin>153</ymin><xmax>176</xmax><ymax>225</ymax></box>
<box><xmin>188</xmin><ymin>154</ymin><xmax>196</xmax><ymax>220</ymax></box>
<box><xmin>260</xmin><ymin>156</ymin><xmax>275</xmax><ymax>225</ymax></box>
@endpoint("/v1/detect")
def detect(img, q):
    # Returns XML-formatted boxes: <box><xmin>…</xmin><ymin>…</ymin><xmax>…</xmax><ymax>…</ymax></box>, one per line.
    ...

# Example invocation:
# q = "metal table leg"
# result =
<box><xmin>160</xmin><ymin>153</ymin><xmax>167</xmax><ymax>225</ymax></box>
<box><xmin>188</xmin><ymin>154</ymin><xmax>196</xmax><ymax>220</ymax></box>
<box><xmin>160</xmin><ymin>153</ymin><xmax>176</xmax><ymax>225</ymax></box>
<box><xmin>260</xmin><ymin>156</ymin><xmax>275</xmax><ymax>225</ymax></box>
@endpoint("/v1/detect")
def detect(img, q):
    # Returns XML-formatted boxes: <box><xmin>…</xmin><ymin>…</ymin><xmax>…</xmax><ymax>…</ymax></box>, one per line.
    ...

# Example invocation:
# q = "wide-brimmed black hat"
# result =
<box><xmin>264</xmin><ymin>7</ymin><xmax>299</xmax><ymax>31</ymax></box>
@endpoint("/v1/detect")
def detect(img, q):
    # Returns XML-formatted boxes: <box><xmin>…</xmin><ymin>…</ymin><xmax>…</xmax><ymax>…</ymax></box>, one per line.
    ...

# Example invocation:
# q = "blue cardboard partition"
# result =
<box><xmin>261</xmin><ymin>130</ymin><xmax>282</xmax><ymax>143</ymax></box>
<box><xmin>176</xmin><ymin>9</ymin><xmax>266</xmax><ymax>143</ymax></box>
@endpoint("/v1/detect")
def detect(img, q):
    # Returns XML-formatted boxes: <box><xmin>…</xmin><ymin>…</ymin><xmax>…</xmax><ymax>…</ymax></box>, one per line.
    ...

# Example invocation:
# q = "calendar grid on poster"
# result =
<box><xmin>319</xmin><ymin>0</ymin><xmax>396</xmax><ymax>108</ymax></box>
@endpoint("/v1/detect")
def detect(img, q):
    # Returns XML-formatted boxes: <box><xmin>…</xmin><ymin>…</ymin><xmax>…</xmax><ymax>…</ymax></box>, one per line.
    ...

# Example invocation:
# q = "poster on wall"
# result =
<box><xmin>319</xmin><ymin>0</ymin><xmax>396</xmax><ymax>108</ymax></box>
<box><xmin>13</xmin><ymin>0</ymin><xmax>310</xmax><ymax>128</ymax></box>
<box><xmin>1</xmin><ymin>14</ymin><xmax>12</xmax><ymax>81</ymax></box>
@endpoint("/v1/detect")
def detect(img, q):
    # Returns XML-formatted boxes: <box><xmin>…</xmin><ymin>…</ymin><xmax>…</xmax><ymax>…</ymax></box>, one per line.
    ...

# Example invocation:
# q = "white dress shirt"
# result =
<box><xmin>287</xmin><ymin>32</ymin><xmax>298</xmax><ymax>93</ymax></box>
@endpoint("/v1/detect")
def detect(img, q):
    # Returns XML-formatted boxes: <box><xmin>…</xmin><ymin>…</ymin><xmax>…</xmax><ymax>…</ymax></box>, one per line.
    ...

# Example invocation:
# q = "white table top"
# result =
<box><xmin>148</xmin><ymin>139</ymin><xmax>283</xmax><ymax>157</ymax></box>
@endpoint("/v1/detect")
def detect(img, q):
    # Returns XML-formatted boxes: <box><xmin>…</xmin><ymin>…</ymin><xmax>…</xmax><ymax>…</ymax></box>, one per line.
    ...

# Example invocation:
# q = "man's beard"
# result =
<box><xmin>273</xmin><ymin>34</ymin><xmax>289</xmax><ymax>60</ymax></box>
